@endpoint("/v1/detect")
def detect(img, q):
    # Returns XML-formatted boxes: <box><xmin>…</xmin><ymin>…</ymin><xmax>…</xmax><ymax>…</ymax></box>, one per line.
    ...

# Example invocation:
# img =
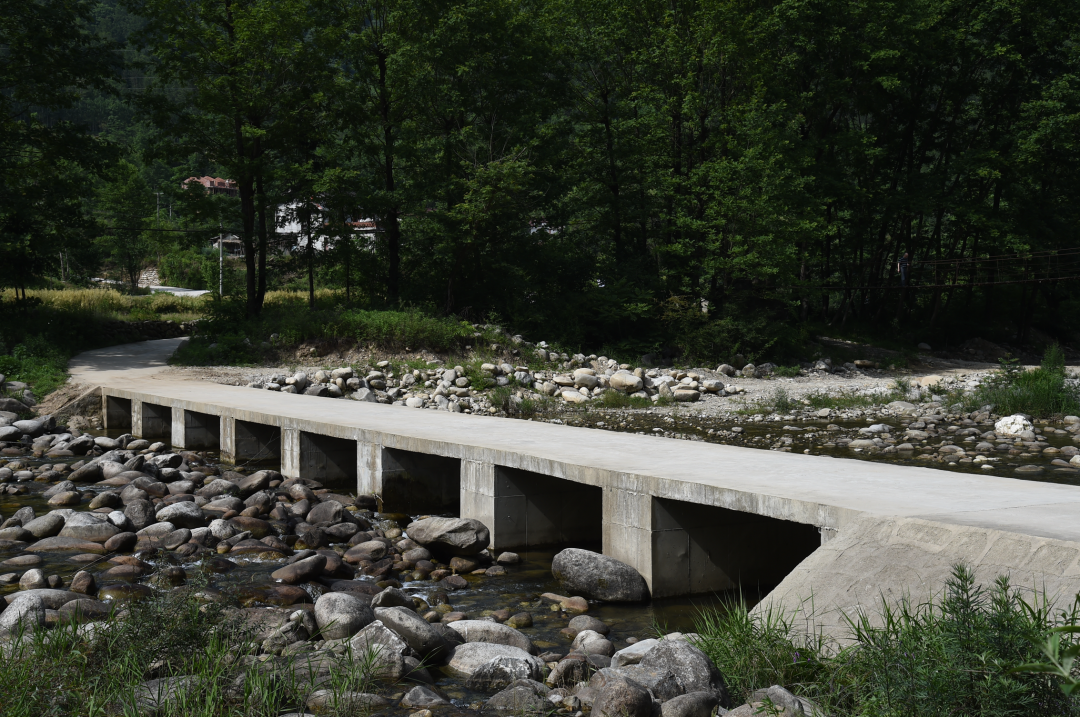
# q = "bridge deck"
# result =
<box><xmin>94</xmin><ymin>373</ymin><xmax>1080</xmax><ymax>600</ymax></box>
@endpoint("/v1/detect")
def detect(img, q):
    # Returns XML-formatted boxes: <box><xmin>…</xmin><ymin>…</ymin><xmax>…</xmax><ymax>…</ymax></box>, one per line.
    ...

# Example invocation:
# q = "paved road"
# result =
<box><xmin>68</xmin><ymin>337</ymin><xmax>187</xmax><ymax>386</ymax></box>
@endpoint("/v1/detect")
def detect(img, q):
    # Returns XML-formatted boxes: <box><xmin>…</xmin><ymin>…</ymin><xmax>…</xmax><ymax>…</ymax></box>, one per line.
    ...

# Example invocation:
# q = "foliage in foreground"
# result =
<box><xmin>0</xmin><ymin>586</ymin><xmax>376</xmax><ymax>717</ymax></box>
<box><xmin>693</xmin><ymin>565</ymin><xmax>1080</xmax><ymax>716</ymax></box>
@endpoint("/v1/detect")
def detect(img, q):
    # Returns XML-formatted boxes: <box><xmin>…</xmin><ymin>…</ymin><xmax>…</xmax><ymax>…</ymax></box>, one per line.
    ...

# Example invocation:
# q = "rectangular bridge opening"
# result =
<box><xmin>104</xmin><ymin>396</ymin><xmax>131</xmax><ymax>430</ymax></box>
<box><xmin>299</xmin><ymin>432</ymin><xmax>356</xmax><ymax>491</ymax></box>
<box><xmin>651</xmin><ymin>498</ymin><xmax>821</xmax><ymax>599</ymax></box>
<box><xmin>183</xmin><ymin>410</ymin><xmax>220</xmax><ymax>450</ymax></box>
<box><xmin>491</xmin><ymin>467</ymin><xmax>602</xmax><ymax>550</ymax></box>
<box><xmin>381</xmin><ymin>448</ymin><xmax>460</xmax><ymax>514</ymax></box>
<box><xmin>141</xmin><ymin>402</ymin><xmax>172</xmax><ymax>440</ymax></box>
<box><xmin>235</xmin><ymin>420</ymin><xmax>281</xmax><ymax>464</ymax></box>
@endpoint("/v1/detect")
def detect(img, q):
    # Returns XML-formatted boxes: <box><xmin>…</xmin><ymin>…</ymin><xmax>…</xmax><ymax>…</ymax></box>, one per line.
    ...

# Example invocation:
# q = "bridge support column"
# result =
<box><xmin>357</xmin><ymin>441</ymin><xmax>381</xmax><ymax>497</ymax></box>
<box><xmin>220</xmin><ymin>416</ymin><xmax>236</xmax><ymax>462</ymax></box>
<box><xmin>603</xmin><ymin>488</ymin><xmax>656</xmax><ymax>592</ymax></box>
<box><xmin>171</xmin><ymin>407</ymin><xmax>185</xmax><ymax>448</ymax></box>
<box><xmin>130</xmin><ymin>400</ymin><xmax>144</xmax><ymax>438</ymax></box>
<box><xmin>281</xmin><ymin>427</ymin><xmax>300</xmax><ymax>478</ymax></box>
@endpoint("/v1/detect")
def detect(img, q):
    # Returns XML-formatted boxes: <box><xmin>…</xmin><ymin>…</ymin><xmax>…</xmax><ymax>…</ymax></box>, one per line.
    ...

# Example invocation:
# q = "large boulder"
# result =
<box><xmin>590</xmin><ymin>669</ymin><xmax>654</xmax><ymax>717</ymax></box>
<box><xmin>0</xmin><ymin>593</ymin><xmax>46</xmax><ymax>633</ymax></box>
<box><xmin>624</xmin><ymin>640</ymin><xmax>729</xmax><ymax>705</ymax></box>
<box><xmin>466</xmin><ymin>654</ymin><xmax>544</xmax><ymax>691</ymax></box>
<box><xmin>486</xmin><ymin>680</ymin><xmax>551</xmax><ymax>713</ymax></box>
<box><xmin>314</xmin><ymin>592</ymin><xmax>375</xmax><ymax>640</ymax></box>
<box><xmin>375</xmin><ymin>606</ymin><xmax>447</xmax><ymax>659</ymax></box>
<box><xmin>447</xmin><ymin>620</ymin><xmax>536</xmax><ymax>654</ymax></box>
<box><xmin>551</xmin><ymin>548</ymin><xmax>649</xmax><ymax>602</ymax></box>
<box><xmin>661</xmin><ymin>691</ymin><xmax>720</xmax><ymax>717</ymax></box>
<box><xmin>155</xmin><ymin>501</ymin><xmax>206</xmax><ymax>529</ymax></box>
<box><xmin>446</xmin><ymin>643</ymin><xmax>543</xmax><ymax>679</ymax></box>
<box><xmin>59</xmin><ymin>513</ymin><xmax>120</xmax><ymax>543</ymax></box>
<box><xmin>22</xmin><ymin>512</ymin><xmax>65</xmax><ymax>539</ymax></box>
<box><xmin>406</xmin><ymin>517</ymin><xmax>489</xmax><ymax>556</ymax></box>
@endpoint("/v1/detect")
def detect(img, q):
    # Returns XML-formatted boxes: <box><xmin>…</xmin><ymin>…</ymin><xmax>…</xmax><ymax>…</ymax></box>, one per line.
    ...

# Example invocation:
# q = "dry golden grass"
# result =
<box><xmin>1</xmin><ymin>288</ymin><xmax>206</xmax><ymax>320</ymax></box>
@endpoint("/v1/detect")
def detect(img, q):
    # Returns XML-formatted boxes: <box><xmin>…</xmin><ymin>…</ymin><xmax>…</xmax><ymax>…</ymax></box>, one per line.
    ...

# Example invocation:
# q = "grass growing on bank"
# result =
<box><xmin>968</xmin><ymin>345</ymin><xmax>1080</xmax><ymax>418</ymax></box>
<box><xmin>693</xmin><ymin>565</ymin><xmax>1078</xmax><ymax>716</ymax></box>
<box><xmin>0</xmin><ymin>586</ymin><xmax>378</xmax><ymax>717</ymax></box>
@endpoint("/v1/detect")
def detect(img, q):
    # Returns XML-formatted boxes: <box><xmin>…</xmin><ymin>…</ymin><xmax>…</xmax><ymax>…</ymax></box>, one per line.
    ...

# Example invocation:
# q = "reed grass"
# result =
<box><xmin>692</xmin><ymin>565</ymin><xmax>1079</xmax><ymax>716</ymax></box>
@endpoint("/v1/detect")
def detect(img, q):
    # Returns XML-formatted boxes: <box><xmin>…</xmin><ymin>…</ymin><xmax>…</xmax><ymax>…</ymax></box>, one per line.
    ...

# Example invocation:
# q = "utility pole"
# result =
<box><xmin>218</xmin><ymin>223</ymin><xmax>224</xmax><ymax>298</ymax></box>
<box><xmin>154</xmin><ymin>192</ymin><xmax>162</xmax><ymax>221</ymax></box>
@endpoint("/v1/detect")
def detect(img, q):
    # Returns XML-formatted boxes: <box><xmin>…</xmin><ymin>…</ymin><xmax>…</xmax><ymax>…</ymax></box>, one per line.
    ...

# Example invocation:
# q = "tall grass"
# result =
<box><xmin>0</xmin><ymin>288</ymin><xmax>205</xmax><ymax>321</ymax></box>
<box><xmin>692</xmin><ymin>565</ymin><xmax>1079</xmax><ymax>716</ymax></box>
<box><xmin>0</xmin><ymin>586</ymin><xmax>379</xmax><ymax>717</ymax></box>
<box><xmin>970</xmin><ymin>345</ymin><xmax>1080</xmax><ymax>418</ymax></box>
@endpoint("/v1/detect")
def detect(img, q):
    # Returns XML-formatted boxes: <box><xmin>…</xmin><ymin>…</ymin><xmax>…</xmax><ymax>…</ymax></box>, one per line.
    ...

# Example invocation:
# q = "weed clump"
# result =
<box><xmin>693</xmin><ymin>565</ymin><xmax>1079</xmax><ymax>715</ymax></box>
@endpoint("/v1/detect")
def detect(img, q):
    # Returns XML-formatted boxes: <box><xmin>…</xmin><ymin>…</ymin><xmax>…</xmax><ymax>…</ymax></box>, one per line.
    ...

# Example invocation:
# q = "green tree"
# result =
<box><xmin>125</xmin><ymin>0</ymin><xmax>341</xmax><ymax>316</ymax></box>
<box><xmin>0</xmin><ymin>0</ymin><xmax>121</xmax><ymax>294</ymax></box>
<box><xmin>96</xmin><ymin>159</ymin><xmax>156</xmax><ymax>289</ymax></box>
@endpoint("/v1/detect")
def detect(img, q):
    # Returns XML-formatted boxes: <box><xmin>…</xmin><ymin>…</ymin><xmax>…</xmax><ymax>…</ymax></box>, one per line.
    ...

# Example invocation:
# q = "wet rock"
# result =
<box><xmin>0</xmin><ymin>592</ymin><xmax>46</xmax><ymax>632</ymax></box>
<box><xmin>552</xmin><ymin>548</ymin><xmax>649</xmax><ymax>602</ymax></box>
<box><xmin>506</xmin><ymin>612</ymin><xmax>533</xmax><ymax>629</ymax></box>
<box><xmin>375</xmin><ymin>606</ymin><xmax>448</xmax><ymax>659</ymax></box>
<box><xmin>306</xmin><ymin>501</ymin><xmax>344</xmax><ymax>525</ymax></box>
<box><xmin>446</xmin><ymin>642</ymin><xmax>543</xmax><ymax>678</ymax></box>
<box><xmin>625</xmin><ymin>640</ymin><xmax>729</xmax><ymax>704</ymax></box>
<box><xmin>59</xmin><ymin>515</ymin><xmax>120</xmax><ymax>543</ymax></box>
<box><xmin>59</xmin><ymin>598</ymin><xmax>112</xmax><ymax>622</ymax></box>
<box><xmin>104</xmin><ymin>532</ymin><xmax>138</xmax><ymax>552</ymax></box>
<box><xmin>344</xmin><ymin>540</ymin><xmax>386</xmax><ymax>563</ymax></box>
<box><xmin>661</xmin><ymin>691</ymin><xmax>720</xmax><ymax>717</ymax></box>
<box><xmin>0</xmin><ymin>554</ymin><xmax>41</xmax><ymax>569</ymax></box>
<box><xmin>22</xmin><ymin>513</ymin><xmax>65</xmax><ymax>539</ymax></box>
<box><xmin>569</xmin><ymin>614</ymin><xmax>610</xmax><ymax>635</ymax></box>
<box><xmin>371</xmin><ymin>586</ymin><xmax>412</xmax><ymax>609</ymax></box>
<box><xmin>98</xmin><ymin>583</ymin><xmax>154</xmax><ymax>603</ymax></box>
<box><xmin>448</xmin><ymin>620</ymin><xmax>536</xmax><ymax>653</ymax></box>
<box><xmin>406</xmin><ymin>517</ymin><xmax>490</xmax><ymax>556</ymax></box>
<box><xmin>401</xmin><ymin>685</ymin><xmax>449</xmax><ymax>707</ymax></box>
<box><xmin>229</xmin><ymin>515</ymin><xmax>272</xmax><ymax>538</ymax></box>
<box><xmin>487</xmin><ymin>680</ymin><xmax>551</xmax><ymax>712</ymax></box>
<box><xmin>546</xmin><ymin>655</ymin><xmax>589</xmax><ymax>687</ymax></box>
<box><xmin>612</xmin><ymin>638</ymin><xmax>659</xmax><ymax>668</ymax></box>
<box><xmin>572</xmin><ymin>629</ymin><xmax>615</xmax><ymax>657</ymax></box>
<box><xmin>19</xmin><ymin>568</ymin><xmax>48</xmax><ymax>590</ymax></box>
<box><xmin>124</xmin><ymin>499</ymin><xmax>157</xmax><ymax>531</ymax></box>
<box><xmin>26</xmin><ymin>536</ymin><xmax>106</xmax><ymax>554</ymax></box>
<box><xmin>590</xmin><ymin>669</ymin><xmax>653</xmax><ymax>717</ymax></box>
<box><xmin>496</xmin><ymin>551</ymin><xmax>520</xmax><ymax>565</ymax></box>
<box><xmin>305</xmin><ymin>689</ymin><xmax>389</xmax><ymax>713</ymax></box>
<box><xmin>466</xmin><ymin>653</ymin><xmax>545</xmax><ymax>691</ymax></box>
<box><xmin>315</xmin><ymin>592</ymin><xmax>375</xmax><ymax>639</ymax></box>
<box><xmin>70</xmin><ymin>571</ymin><xmax>97</xmax><ymax>595</ymax></box>
<box><xmin>89</xmin><ymin>492</ymin><xmax>122</xmax><ymax>510</ymax></box>
<box><xmin>271</xmin><ymin>555</ymin><xmax>326</xmax><ymax>584</ymax></box>
<box><xmin>155</xmin><ymin>501</ymin><xmax>205</xmax><ymax>529</ymax></box>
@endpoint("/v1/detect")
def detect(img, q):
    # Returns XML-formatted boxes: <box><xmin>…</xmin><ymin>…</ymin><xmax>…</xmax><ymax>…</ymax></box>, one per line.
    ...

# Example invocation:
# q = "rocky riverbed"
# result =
<box><xmin>0</xmin><ymin>429</ymin><xmax>808</xmax><ymax>716</ymax></box>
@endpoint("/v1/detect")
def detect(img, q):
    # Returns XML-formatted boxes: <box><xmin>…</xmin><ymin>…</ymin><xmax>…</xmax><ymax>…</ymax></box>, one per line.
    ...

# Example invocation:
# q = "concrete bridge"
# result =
<box><xmin>85</xmin><ymin>367</ymin><xmax>1080</xmax><ymax>627</ymax></box>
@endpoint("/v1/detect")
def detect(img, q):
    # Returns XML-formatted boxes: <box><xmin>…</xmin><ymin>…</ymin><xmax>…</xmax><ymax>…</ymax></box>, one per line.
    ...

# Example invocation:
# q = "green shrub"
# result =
<box><xmin>970</xmin><ymin>344</ymin><xmax>1080</xmax><ymax>418</ymax></box>
<box><xmin>693</xmin><ymin>565</ymin><xmax>1078</xmax><ymax>716</ymax></box>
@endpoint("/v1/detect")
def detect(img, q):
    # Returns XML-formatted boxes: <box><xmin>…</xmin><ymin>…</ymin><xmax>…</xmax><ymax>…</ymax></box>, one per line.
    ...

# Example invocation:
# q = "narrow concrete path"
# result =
<box><xmin>68</xmin><ymin>337</ymin><xmax>188</xmax><ymax>386</ymax></box>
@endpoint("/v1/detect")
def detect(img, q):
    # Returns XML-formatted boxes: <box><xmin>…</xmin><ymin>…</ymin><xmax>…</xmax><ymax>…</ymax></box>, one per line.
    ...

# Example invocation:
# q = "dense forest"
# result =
<box><xmin>2</xmin><ymin>0</ymin><xmax>1079</xmax><ymax>362</ymax></box>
